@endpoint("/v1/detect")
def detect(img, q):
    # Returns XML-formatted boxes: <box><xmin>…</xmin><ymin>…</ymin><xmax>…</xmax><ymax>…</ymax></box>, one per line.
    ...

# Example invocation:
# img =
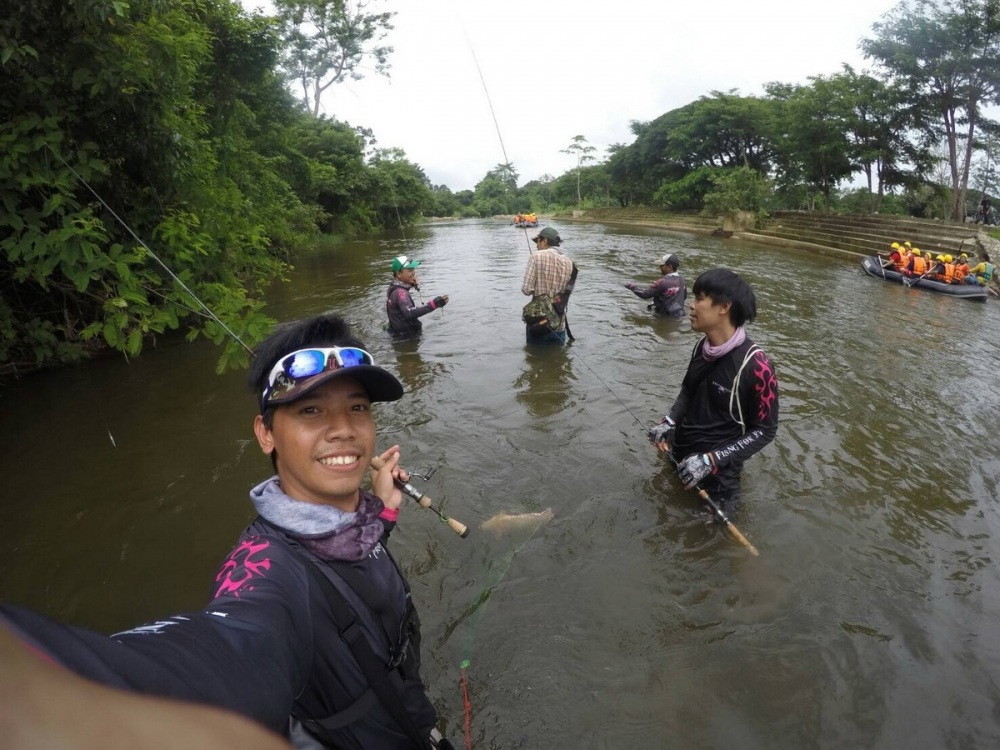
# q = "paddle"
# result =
<box><xmin>666</xmin><ymin>452</ymin><xmax>759</xmax><ymax>556</ymax></box>
<box><xmin>874</xmin><ymin>252</ymin><xmax>887</xmax><ymax>280</ymax></box>
<box><xmin>903</xmin><ymin>268</ymin><xmax>933</xmax><ymax>287</ymax></box>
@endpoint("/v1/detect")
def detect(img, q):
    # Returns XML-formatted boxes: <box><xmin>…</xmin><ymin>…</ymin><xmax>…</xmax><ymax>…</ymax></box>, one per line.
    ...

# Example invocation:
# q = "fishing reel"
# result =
<box><xmin>406</xmin><ymin>465</ymin><xmax>436</xmax><ymax>483</ymax></box>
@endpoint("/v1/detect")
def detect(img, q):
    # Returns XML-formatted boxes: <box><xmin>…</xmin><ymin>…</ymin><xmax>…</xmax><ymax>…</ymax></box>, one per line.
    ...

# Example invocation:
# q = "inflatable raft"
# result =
<box><xmin>860</xmin><ymin>256</ymin><xmax>987</xmax><ymax>302</ymax></box>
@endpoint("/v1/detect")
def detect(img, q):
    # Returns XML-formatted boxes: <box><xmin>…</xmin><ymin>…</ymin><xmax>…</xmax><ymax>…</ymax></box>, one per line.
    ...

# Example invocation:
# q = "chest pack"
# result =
<box><xmin>689</xmin><ymin>337</ymin><xmax>762</xmax><ymax>434</ymax></box>
<box><xmin>521</xmin><ymin>262</ymin><xmax>579</xmax><ymax>336</ymax></box>
<box><xmin>521</xmin><ymin>294</ymin><xmax>561</xmax><ymax>335</ymax></box>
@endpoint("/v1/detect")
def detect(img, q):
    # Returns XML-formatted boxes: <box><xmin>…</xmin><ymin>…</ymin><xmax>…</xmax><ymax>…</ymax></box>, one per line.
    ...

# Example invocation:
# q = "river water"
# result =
<box><xmin>2</xmin><ymin>219</ymin><xmax>1000</xmax><ymax>749</ymax></box>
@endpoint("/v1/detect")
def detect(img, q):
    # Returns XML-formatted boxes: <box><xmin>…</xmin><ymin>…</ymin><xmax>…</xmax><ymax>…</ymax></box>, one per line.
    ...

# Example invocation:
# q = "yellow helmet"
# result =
<box><xmin>891</xmin><ymin>242</ymin><xmax>901</xmax><ymax>249</ymax></box>
<box><xmin>960</xmin><ymin>252</ymin><xmax>969</xmax><ymax>259</ymax></box>
<box><xmin>944</xmin><ymin>254</ymin><xmax>954</xmax><ymax>263</ymax></box>
<box><xmin>912</xmin><ymin>249</ymin><xmax>922</xmax><ymax>256</ymax></box>
<box><xmin>904</xmin><ymin>241</ymin><xmax>912</xmax><ymax>248</ymax></box>
<box><xmin>936</xmin><ymin>254</ymin><xmax>946</xmax><ymax>261</ymax></box>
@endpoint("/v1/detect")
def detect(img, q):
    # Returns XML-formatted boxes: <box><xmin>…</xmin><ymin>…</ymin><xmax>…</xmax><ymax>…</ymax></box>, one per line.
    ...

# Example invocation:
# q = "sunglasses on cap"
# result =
<box><xmin>261</xmin><ymin>346</ymin><xmax>375</xmax><ymax>410</ymax></box>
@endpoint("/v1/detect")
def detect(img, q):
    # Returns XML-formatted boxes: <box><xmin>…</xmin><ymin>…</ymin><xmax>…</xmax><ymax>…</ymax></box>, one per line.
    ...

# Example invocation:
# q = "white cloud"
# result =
<box><xmin>244</xmin><ymin>0</ymin><xmax>903</xmax><ymax>190</ymax></box>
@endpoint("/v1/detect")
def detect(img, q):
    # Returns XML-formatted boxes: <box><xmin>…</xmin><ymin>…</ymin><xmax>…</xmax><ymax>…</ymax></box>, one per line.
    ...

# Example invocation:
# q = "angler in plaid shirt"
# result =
<box><xmin>521</xmin><ymin>226</ymin><xmax>574</xmax><ymax>344</ymax></box>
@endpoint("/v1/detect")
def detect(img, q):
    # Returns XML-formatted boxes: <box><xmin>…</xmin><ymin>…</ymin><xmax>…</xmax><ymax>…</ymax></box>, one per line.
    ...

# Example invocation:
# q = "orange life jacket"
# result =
<box><xmin>898</xmin><ymin>250</ymin><xmax>913</xmax><ymax>270</ymax></box>
<box><xmin>911</xmin><ymin>256</ymin><xmax>927</xmax><ymax>276</ymax></box>
<box><xmin>952</xmin><ymin>264</ymin><xmax>967</xmax><ymax>283</ymax></box>
<box><xmin>937</xmin><ymin>263</ymin><xmax>955</xmax><ymax>283</ymax></box>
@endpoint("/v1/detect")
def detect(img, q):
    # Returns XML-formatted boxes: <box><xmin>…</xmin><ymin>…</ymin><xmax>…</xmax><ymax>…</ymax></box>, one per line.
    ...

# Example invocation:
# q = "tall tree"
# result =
<box><xmin>275</xmin><ymin>0</ymin><xmax>394</xmax><ymax>116</ymax></box>
<box><xmin>766</xmin><ymin>80</ymin><xmax>854</xmax><ymax>210</ymax></box>
<box><xmin>821</xmin><ymin>67</ymin><xmax>930</xmax><ymax>212</ymax></box>
<box><xmin>862</xmin><ymin>0</ymin><xmax>1000</xmax><ymax>220</ymax></box>
<box><xmin>561</xmin><ymin>135</ymin><xmax>597</xmax><ymax>204</ymax></box>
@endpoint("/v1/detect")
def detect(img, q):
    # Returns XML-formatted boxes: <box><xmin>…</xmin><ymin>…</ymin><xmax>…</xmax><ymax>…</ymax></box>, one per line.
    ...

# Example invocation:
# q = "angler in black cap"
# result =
<box><xmin>0</xmin><ymin>314</ymin><xmax>454</xmax><ymax>750</ymax></box>
<box><xmin>624</xmin><ymin>253</ymin><xmax>686</xmax><ymax>318</ymax></box>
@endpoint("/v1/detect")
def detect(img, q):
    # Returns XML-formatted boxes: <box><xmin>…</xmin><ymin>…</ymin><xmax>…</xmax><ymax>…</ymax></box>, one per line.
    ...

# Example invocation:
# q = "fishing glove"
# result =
<box><xmin>648</xmin><ymin>416</ymin><xmax>675</xmax><ymax>446</ymax></box>
<box><xmin>429</xmin><ymin>295</ymin><xmax>448</xmax><ymax>310</ymax></box>
<box><xmin>678</xmin><ymin>452</ymin><xmax>717</xmax><ymax>487</ymax></box>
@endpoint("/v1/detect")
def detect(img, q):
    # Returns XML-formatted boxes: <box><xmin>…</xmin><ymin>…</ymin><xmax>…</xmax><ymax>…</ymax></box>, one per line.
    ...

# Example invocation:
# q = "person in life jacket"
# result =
<box><xmin>951</xmin><ymin>253</ymin><xmax>969</xmax><ymax>284</ymax></box>
<box><xmin>386</xmin><ymin>255</ymin><xmax>449</xmax><ymax>339</ymax></box>
<box><xmin>899</xmin><ymin>245</ymin><xmax>914</xmax><ymax>271</ymax></box>
<box><xmin>926</xmin><ymin>254</ymin><xmax>947</xmax><ymax>281</ymax></box>
<box><xmin>623</xmin><ymin>253</ymin><xmax>687</xmax><ymax>318</ymax></box>
<box><xmin>881</xmin><ymin>243</ymin><xmax>903</xmax><ymax>270</ymax></box>
<box><xmin>0</xmin><ymin>315</ymin><xmax>455</xmax><ymax>750</ymax></box>
<box><xmin>522</xmin><ymin>226</ymin><xmax>576</xmax><ymax>344</ymax></box>
<box><xmin>906</xmin><ymin>249</ymin><xmax>928</xmax><ymax>277</ymax></box>
<box><xmin>967</xmin><ymin>251</ymin><xmax>995</xmax><ymax>284</ymax></box>
<box><xmin>646</xmin><ymin>269</ymin><xmax>779</xmax><ymax>513</ymax></box>
<box><xmin>939</xmin><ymin>254</ymin><xmax>956</xmax><ymax>283</ymax></box>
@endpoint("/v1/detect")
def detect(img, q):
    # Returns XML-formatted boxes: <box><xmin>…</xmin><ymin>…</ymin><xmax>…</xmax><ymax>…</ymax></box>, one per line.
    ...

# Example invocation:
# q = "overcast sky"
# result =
<box><xmin>242</xmin><ymin>0</ymin><xmax>904</xmax><ymax>191</ymax></box>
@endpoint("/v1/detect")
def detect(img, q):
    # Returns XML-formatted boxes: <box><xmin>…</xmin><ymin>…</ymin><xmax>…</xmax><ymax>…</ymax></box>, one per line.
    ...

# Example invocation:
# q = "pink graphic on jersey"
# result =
<box><xmin>753</xmin><ymin>352</ymin><xmax>777</xmax><ymax>419</ymax></box>
<box><xmin>214</xmin><ymin>538</ymin><xmax>272</xmax><ymax>599</ymax></box>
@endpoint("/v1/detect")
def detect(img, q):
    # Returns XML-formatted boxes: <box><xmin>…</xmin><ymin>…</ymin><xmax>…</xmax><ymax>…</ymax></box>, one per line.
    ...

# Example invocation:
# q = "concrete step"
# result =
<box><xmin>770</xmin><ymin>211</ymin><xmax>977</xmax><ymax>243</ymax></box>
<box><xmin>758</xmin><ymin>224</ymin><xmax>972</xmax><ymax>257</ymax></box>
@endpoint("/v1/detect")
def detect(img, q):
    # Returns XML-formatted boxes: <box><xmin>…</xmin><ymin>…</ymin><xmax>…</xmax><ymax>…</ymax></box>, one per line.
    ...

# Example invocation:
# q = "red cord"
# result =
<box><xmin>460</xmin><ymin>664</ymin><xmax>473</xmax><ymax>750</ymax></box>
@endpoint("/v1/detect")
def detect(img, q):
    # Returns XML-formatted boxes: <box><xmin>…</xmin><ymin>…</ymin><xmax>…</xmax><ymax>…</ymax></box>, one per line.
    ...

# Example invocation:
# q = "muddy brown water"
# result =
<box><xmin>3</xmin><ymin>219</ymin><xmax>1000</xmax><ymax>748</ymax></box>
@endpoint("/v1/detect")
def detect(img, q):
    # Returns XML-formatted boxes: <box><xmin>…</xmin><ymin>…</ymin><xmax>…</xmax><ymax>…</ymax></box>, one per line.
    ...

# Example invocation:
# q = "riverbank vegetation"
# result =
<box><xmin>1</xmin><ymin>0</ymin><xmax>443</xmax><ymax>373</ymax></box>
<box><xmin>3</xmin><ymin>0</ymin><xmax>999</xmax><ymax>372</ymax></box>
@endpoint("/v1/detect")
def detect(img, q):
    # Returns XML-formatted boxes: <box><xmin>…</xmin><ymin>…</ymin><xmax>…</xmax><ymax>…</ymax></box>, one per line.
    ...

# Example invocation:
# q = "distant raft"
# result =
<box><xmin>861</xmin><ymin>256</ymin><xmax>987</xmax><ymax>301</ymax></box>
<box><xmin>480</xmin><ymin>508</ymin><xmax>554</xmax><ymax>534</ymax></box>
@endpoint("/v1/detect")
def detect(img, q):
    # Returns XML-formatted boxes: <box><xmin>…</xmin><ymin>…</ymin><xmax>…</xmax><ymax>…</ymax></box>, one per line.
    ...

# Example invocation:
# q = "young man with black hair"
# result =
<box><xmin>623</xmin><ymin>253</ymin><xmax>686</xmax><ymax>318</ymax></box>
<box><xmin>648</xmin><ymin>269</ymin><xmax>779</xmax><ymax>512</ymax></box>
<box><xmin>0</xmin><ymin>314</ymin><xmax>452</xmax><ymax>750</ymax></box>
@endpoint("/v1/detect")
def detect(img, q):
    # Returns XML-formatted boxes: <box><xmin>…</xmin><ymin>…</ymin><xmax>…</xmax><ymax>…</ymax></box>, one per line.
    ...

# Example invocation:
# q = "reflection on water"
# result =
<box><xmin>3</xmin><ymin>219</ymin><xmax>1000</xmax><ymax>748</ymax></box>
<box><xmin>514</xmin><ymin>344</ymin><xmax>576</xmax><ymax>418</ymax></box>
<box><xmin>390</xmin><ymin>336</ymin><xmax>443</xmax><ymax>394</ymax></box>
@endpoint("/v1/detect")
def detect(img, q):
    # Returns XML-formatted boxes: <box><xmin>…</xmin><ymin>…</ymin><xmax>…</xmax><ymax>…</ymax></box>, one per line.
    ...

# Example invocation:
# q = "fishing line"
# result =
<box><xmin>566</xmin><ymin>349</ymin><xmax>649</xmax><ymax>432</ymax></box>
<box><xmin>454</xmin><ymin>16</ymin><xmax>533</xmax><ymax>254</ymax></box>
<box><xmin>455</xmin><ymin>520</ymin><xmax>548</xmax><ymax>750</ymax></box>
<box><xmin>47</xmin><ymin>146</ymin><xmax>254</xmax><ymax>356</ymax></box>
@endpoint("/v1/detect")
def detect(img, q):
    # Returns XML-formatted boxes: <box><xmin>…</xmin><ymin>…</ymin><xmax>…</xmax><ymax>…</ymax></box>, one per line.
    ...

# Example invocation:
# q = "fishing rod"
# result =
<box><xmin>665</xmin><ymin>452</ymin><xmax>759</xmax><ymax>556</ymax></box>
<box><xmin>567</xmin><ymin>350</ymin><xmax>759</xmax><ymax>556</ymax></box>
<box><xmin>459</xmin><ymin>25</ymin><xmax>533</xmax><ymax>256</ymax></box>
<box><xmin>370</xmin><ymin>455</ymin><xmax>470</xmax><ymax>538</ymax></box>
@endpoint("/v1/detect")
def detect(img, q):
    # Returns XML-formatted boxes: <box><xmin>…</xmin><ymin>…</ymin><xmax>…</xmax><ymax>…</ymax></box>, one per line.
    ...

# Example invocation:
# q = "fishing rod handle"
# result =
<box><xmin>399</xmin><ymin>483</ymin><xmax>470</xmax><ymax>537</ymax></box>
<box><xmin>398</xmin><ymin>480</ymin><xmax>432</xmax><ymax>509</ymax></box>
<box><xmin>444</xmin><ymin>516</ymin><xmax>470</xmax><ymax>538</ymax></box>
<box><xmin>697</xmin><ymin>488</ymin><xmax>759</xmax><ymax>557</ymax></box>
<box><xmin>369</xmin><ymin>457</ymin><xmax>470</xmax><ymax>539</ymax></box>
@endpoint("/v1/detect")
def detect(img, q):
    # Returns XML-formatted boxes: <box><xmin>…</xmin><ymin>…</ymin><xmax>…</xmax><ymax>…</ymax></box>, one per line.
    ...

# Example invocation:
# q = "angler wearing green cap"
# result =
<box><xmin>521</xmin><ymin>226</ymin><xmax>577</xmax><ymax>344</ymax></box>
<box><xmin>386</xmin><ymin>255</ymin><xmax>449</xmax><ymax>338</ymax></box>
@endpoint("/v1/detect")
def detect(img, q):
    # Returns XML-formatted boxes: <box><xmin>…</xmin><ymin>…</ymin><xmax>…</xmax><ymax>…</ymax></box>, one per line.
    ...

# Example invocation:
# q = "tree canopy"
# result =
<box><xmin>862</xmin><ymin>0</ymin><xmax>1000</xmax><ymax>220</ymax></box>
<box><xmin>275</xmin><ymin>0</ymin><xmax>394</xmax><ymax>117</ymax></box>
